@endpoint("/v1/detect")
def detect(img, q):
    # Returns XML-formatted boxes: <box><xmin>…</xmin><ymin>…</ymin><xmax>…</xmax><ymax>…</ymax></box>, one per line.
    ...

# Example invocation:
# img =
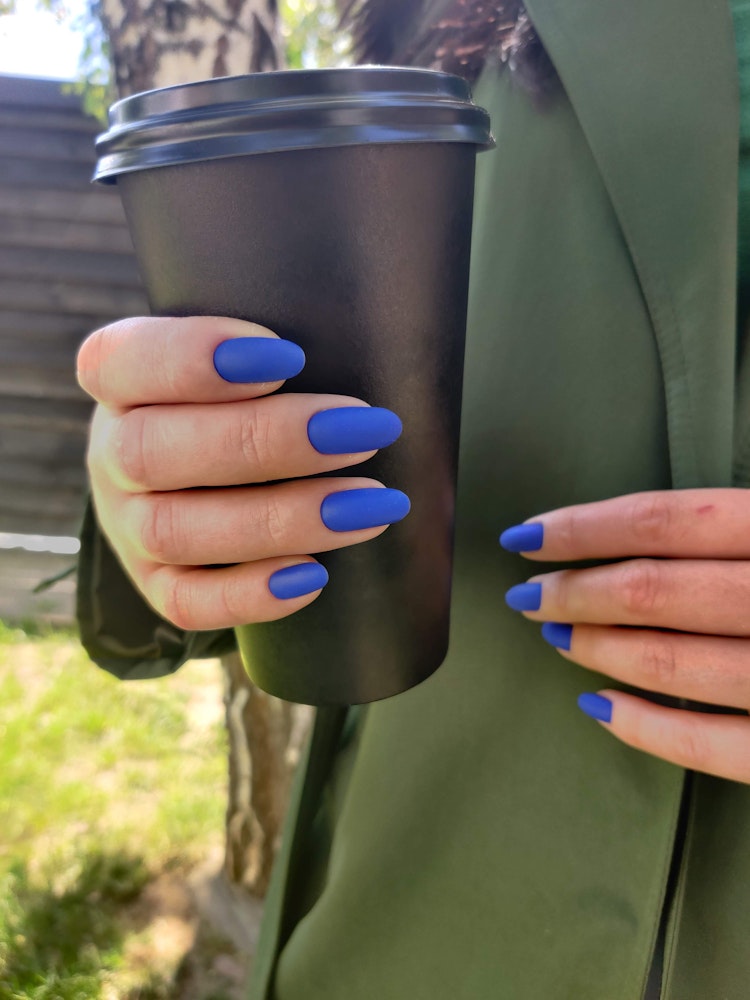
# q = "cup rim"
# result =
<box><xmin>94</xmin><ymin>66</ymin><xmax>494</xmax><ymax>184</ymax></box>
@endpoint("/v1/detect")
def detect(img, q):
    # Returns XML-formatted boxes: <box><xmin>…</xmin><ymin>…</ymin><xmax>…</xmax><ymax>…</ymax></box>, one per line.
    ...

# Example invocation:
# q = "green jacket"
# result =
<box><xmin>78</xmin><ymin>1</ymin><xmax>750</xmax><ymax>997</ymax></box>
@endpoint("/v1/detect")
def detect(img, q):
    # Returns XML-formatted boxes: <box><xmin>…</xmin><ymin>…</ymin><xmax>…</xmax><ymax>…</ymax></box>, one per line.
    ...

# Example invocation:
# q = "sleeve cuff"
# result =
<box><xmin>76</xmin><ymin>497</ymin><xmax>236</xmax><ymax>680</ymax></box>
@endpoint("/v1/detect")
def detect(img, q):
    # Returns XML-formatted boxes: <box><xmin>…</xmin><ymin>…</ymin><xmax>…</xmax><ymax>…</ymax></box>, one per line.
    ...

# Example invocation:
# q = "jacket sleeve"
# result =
<box><xmin>76</xmin><ymin>498</ymin><xmax>237</xmax><ymax>680</ymax></box>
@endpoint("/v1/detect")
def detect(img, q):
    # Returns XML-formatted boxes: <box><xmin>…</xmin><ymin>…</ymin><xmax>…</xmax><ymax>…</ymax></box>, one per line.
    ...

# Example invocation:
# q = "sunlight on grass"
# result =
<box><xmin>0</xmin><ymin>620</ymin><xmax>230</xmax><ymax>998</ymax></box>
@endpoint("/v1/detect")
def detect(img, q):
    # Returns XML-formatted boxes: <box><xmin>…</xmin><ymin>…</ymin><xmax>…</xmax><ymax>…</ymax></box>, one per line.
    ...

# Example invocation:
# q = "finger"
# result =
<box><xmin>119</xmin><ymin>476</ymin><xmax>410</xmax><ymax>566</ymax></box>
<box><xmin>500</xmin><ymin>489</ymin><xmax>750</xmax><ymax>562</ymax></box>
<box><xmin>508</xmin><ymin>559</ymin><xmax>750</xmax><ymax>636</ymax></box>
<box><xmin>90</xmin><ymin>394</ymin><xmax>401</xmax><ymax>493</ymax></box>
<box><xmin>543</xmin><ymin>623</ymin><xmax>750</xmax><ymax>709</ymax></box>
<box><xmin>76</xmin><ymin>315</ymin><xmax>304</xmax><ymax>408</ymax></box>
<box><xmin>578</xmin><ymin>689</ymin><xmax>750</xmax><ymax>783</ymax></box>
<box><xmin>141</xmin><ymin>555</ymin><xmax>330</xmax><ymax>630</ymax></box>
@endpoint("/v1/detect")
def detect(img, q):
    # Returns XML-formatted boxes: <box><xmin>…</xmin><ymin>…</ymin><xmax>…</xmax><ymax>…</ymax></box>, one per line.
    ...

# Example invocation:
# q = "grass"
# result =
<box><xmin>0</xmin><ymin>619</ymin><xmax>240</xmax><ymax>999</ymax></box>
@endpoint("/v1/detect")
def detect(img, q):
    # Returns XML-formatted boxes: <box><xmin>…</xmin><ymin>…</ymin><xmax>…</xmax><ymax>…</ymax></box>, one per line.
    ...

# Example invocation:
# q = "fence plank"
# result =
<box><xmin>0</xmin><ymin>186</ymin><xmax>127</xmax><ymax>225</ymax></box>
<box><xmin>0</xmin><ymin>278</ymin><xmax>148</xmax><ymax>316</ymax></box>
<box><xmin>0</xmin><ymin>509</ymin><xmax>84</xmax><ymax>537</ymax></box>
<box><xmin>0</xmin><ymin>217</ymin><xmax>135</xmax><ymax>255</ymax></box>
<box><xmin>0</xmin><ymin>74</ymin><xmax>148</xmax><ymax>558</ymax></box>
<box><xmin>0</xmin><ymin>311</ymin><xmax>122</xmax><ymax>340</ymax></box>
<box><xmin>1</xmin><ymin>126</ymin><xmax>99</xmax><ymax>163</ymax></box>
<box><xmin>3</xmin><ymin>458</ymin><xmax>88</xmax><ymax>489</ymax></box>
<box><xmin>0</xmin><ymin>340</ymin><xmax>84</xmax><ymax>370</ymax></box>
<box><xmin>0</xmin><ymin>246</ymin><xmax>143</xmax><ymax>287</ymax></box>
<box><xmin>0</xmin><ymin>549</ymin><xmax>77</xmax><ymax>625</ymax></box>
<box><xmin>0</xmin><ymin>75</ymin><xmax>82</xmax><ymax>110</ymax></box>
<box><xmin>0</xmin><ymin>367</ymin><xmax>91</xmax><ymax>402</ymax></box>
<box><xmin>0</xmin><ymin>395</ymin><xmax>92</xmax><ymax>432</ymax></box>
<box><xmin>0</xmin><ymin>426</ymin><xmax>87</xmax><ymax>463</ymax></box>
<box><xmin>0</xmin><ymin>107</ymin><xmax>99</xmax><ymax>134</ymax></box>
<box><xmin>0</xmin><ymin>156</ymin><xmax>95</xmax><ymax>189</ymax></box>
<box><xmin>0</xmin><ymin>481</ymin><xmax>87</xmax><ymax>515</ymax></box>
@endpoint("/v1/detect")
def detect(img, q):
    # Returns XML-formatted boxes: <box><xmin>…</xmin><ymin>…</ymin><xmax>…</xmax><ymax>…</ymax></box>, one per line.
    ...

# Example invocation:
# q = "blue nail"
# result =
<box><xmin>269</xmin><ymin>562</ymin><xmax>329</xmax><ymax>600</ymax></box>
<box><xmin>541</xmin><ymin>622</ymin><xmax>573</xmax><ymax>651</ymax></box>
<box><xmin>499</xmin><ymin>522</ymin><xmax>544</xmax><ymax>552</ymax></box>
<box><xmin>308</xmin><ymin>407</ymin><xmax>403</xmax><ymax>455</ymax></box>
<box><xmin>578</xmin><ymin>693</ymin><xmax>613</xmax><ymax>723</ymax></box>
<box><xmin>213</xmin><ymin>337</ymin><xmax>305</xmax><ymax>383</ymax></box>
<box><xmin>321</xmin><ymin>488</ymin><xmax>411</xmax><ymax>532</ymax></box>
<box><xmin>505</xmin><ymin>582</ymin><xmax>542</xmax><ymax>612</ymax></box>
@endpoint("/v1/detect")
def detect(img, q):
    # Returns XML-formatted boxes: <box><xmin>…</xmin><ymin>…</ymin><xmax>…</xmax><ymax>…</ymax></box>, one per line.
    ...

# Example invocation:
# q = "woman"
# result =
<box><xmin>75</xmin><ymin>1</ymin><xmax>750</xmax><ymax>996</ymax></box>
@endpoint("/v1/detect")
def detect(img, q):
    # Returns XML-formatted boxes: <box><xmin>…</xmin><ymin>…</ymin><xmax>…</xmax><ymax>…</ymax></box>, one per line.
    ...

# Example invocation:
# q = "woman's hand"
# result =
<box><xmin>501</xmin><ymin>490</ymin><xmax>750</xmax><ymax>783</ymax></box>
<box><xmin>77</xmin><ymin>315</ymin><xmax>406</xmax><ymax>631</ymax></box>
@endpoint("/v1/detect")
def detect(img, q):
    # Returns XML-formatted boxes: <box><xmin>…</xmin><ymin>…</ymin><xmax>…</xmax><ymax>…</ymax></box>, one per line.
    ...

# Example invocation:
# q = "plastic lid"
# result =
<box><xmin>94</xmin><ymin>67</ymin><xmax>494</xmax><ymax>183</ymax></box>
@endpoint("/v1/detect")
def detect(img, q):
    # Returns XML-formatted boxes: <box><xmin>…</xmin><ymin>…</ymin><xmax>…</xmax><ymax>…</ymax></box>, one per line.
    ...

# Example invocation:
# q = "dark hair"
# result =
<box><xmin>338</xmin><ymin>0</ymin><xmax>557</xmax><ymax>93</ymax></box>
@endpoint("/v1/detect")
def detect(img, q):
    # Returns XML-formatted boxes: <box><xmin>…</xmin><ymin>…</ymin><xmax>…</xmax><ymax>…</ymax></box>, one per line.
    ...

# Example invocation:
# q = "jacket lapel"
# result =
<box><xmin>525</xmin><ymin>0</ymin><xmax>739</xmax><ymax>488</ymax></box>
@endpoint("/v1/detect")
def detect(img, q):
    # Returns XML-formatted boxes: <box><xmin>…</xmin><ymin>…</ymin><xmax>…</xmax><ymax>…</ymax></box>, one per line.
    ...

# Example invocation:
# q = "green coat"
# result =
<box><xmin>78</xmin><ymin>1</ymin><xmax>750</xmax><ymax>996</ymax></box>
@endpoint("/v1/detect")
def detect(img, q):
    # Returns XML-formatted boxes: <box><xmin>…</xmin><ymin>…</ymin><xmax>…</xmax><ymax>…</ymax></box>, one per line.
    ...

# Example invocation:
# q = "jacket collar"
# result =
<box><xmin>524</xmin><ymin>0</ymin><xmax>739</xmax><ymax>487</ymax></box>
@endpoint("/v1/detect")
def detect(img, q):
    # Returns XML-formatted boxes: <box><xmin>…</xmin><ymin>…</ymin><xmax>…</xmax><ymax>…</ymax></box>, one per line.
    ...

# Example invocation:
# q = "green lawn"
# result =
<box><xmin>0</xmin><ymin>619</ymin><xmax>241</xmax><ymax>999</ymax></box>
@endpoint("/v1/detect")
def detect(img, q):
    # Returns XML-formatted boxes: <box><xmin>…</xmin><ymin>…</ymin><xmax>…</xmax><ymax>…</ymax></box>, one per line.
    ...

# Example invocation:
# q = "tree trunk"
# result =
<box><xmin>99</xmin><ymin>0</ymin><xmax>281</xmax><ymax>97</ymax></box>
<box><xmin>98</xmin><ymin>0</ymin><xmax>314</xmax><ymax>899</ymax></box>
<box><xmin>223</xmin><ymin>652</ymin><xmax>312</xmax><ymax>897</ymax></box>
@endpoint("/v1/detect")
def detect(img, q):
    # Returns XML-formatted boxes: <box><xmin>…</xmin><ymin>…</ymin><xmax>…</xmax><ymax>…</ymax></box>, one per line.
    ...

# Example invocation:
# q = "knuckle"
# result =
<box><xmin>553</xmin><ymin>570</ymin><xmax>577</xmax><ymax>615</ymax></box>
<box><xmin>76</xmin><ymin>319</ymin><xmax>134</xmax><ymax>401</ymax></box>
<box><xmin>259</xmin><ymin>493</ymin><xmax>289</xmax><ymax>551</ymax></box>
<box><xmin>75</xmin><ymin>325</ymin><xmax>108</xmax><ymax>398</ymax></box>
<box><xmin>628</xmin><ymin>493</ymin><xmax>674</xmax><ymax>546</ymax></box>
<box><xmin>216</xmin><ymin>573</ymin><xmax>248</xmax><ymax>626</ymax></box>
<box><xmin>638</xmin><ymin>633</ymin><xmax>679</xmax><ymax>689</ymax></box>
<box><xmin>159</xmin><ymin>323</ymin><xmax>193</xmax><ymax>399</ymax></box>
<box><xmin>139</xmin><ymin>494</ymin><xmax>182</xmax><ymax>563</ymax></box>
<box><xmin>673</xmin><ymin>718</ymin><xmax>712</xmax><ymax>772</ymax></box>
<box><xmin>557</xmin><ymin>506</ymin><xmax>586</xmax><ymax>553</ymax></box>
<box><xmin>114</xmin><ymin>409</ymin><xmax>152</xmax><ymax>489</ymax></box>
<box><xmin>238</xmin><ymin>407</ymin><xmax>274</xmax><ymax>473</ymax></box>
<box><xmin>113</xmin><ymin>409</ymin><xmax>146</xmax><ymax>486</ymax></box>
<box><xmin>84</xmin><ymin>406</ymin><xmax>108</xmax><ymax>480</ymax></box>
<box><xmin>619</xmin><ymin>559</ymin><xmax>667</xmax><ymax>616</ymax></box>
<box><xmin>160</xmin><ymin>573</ymin><xmax>199</xmax><ymax>631</ymax></box>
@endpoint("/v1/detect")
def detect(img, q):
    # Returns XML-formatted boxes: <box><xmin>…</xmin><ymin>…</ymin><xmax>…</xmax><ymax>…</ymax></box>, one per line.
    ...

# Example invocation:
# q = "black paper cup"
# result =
<box><xmin>95</xmin><ymin>67</ymin><xmax>493</xmax><ymax>705</ymax></box>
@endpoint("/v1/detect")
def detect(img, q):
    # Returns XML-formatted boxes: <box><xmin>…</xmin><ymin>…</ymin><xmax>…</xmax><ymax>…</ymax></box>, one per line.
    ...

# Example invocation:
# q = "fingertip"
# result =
<box><xmin>541</xmin><ymin>621</ymin><xmax>573</xmax><ymax>651</ymax></box>
<box><xmin>268</xmin><ymin>561</ymin><xmax>329</xmax><ymax>600</ymax></box>
<box><xmin>320</xmin><ymin>487</ymin><xmax>410</xmax><ymax>533</ymax></box>
<box><xmin>499</xmin><ymin>522</ymin><xmax>544</xmax><ymax>553</ymax></box>
<box><xmin>307</xmin><ymin>406</ymin><xmax>403</xmax><ymax>455</ymax></box>
<box><xmin>505</xmin><ymin>581</ymin><xmax>542</xmax><ymax>612</ymax></box>
<box><xmin>577</xmin><ymin>692</ymin><xmax>614</xmax><ymax>724</ymax></box>
<box><xmin>213</xmin><ymin>337</ymin><xmax>305</xmax><ymax>384</ymax></box>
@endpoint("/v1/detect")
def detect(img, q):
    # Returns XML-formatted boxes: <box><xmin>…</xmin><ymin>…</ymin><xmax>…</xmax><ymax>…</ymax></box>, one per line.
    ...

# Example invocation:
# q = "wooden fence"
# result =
<box><xmin>0</xmin><ymin>74</ymin><xmax>148</xmax><ymax>622</ymax></box>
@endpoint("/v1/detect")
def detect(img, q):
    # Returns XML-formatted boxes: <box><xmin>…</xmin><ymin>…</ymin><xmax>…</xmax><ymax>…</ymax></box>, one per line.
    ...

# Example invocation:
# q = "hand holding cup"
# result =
<box><xmin>92</xmin><ymin>68</ymin><xmax>492</xmax><ymax>704</ymax></box>
<box><xmin>78</xmin><ymin>314</ymin><xmax>407</xmax><ymax>631</ymax></box>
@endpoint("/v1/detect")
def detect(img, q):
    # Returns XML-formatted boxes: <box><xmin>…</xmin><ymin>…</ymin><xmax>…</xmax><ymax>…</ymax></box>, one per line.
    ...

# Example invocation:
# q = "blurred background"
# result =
<box><xmin>0</xmin><ymin>1</ymin><xmax>354</xmax><ymax>995</ymax></box>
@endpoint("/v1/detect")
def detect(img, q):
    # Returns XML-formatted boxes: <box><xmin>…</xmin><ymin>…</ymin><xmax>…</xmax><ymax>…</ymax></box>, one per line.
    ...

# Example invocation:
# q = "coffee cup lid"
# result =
<box><xmin>94</xmin><ymin>66</ymin><xmax>494</xmax><ymax>183</ymax></box>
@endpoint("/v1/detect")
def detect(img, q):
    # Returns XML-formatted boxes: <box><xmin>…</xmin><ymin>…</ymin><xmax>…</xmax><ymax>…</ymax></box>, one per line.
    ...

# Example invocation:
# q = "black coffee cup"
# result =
<box><xmin>94</xmin><ymin>68</ymin><xmax>493</xmax><ymax>705</ymax></box>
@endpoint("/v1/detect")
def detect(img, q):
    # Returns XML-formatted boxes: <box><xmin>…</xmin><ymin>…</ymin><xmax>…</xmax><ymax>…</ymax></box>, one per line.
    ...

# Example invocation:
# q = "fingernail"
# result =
<box><xmin>308</xmin><ymin>407</ymin><xmax>403</xmax><ymax>455</ymax></box>
<box><xmin>499</xmin><ymin>523</ymin><xmax>544</xmax><ymax>552</ymax></box>
<box><xmin>269</xmin><ymin>562</ymin><xmax>329</xmax><ymax>600</ymax></box>
<box><xmin>213</xmin><ymin>337</ymin><xmax>305</xmax><ymax>383</ymax></box>
<box><xmin>321</xmin><ymin>488</ymin><xmax>411</xmax><ymax>532</ymax></box>
<box><xmin>541</xmin><ymin>622</ymin><xmax>573</xmax><ymax>651</ymax></box>
<box><xmin>578</xmin><ymin>693</ymin><xmax>613</xmax><ymax>723</ymax></box>
<box><xmin>505</xmin><ymin>582</ymin><xmax>542</xmax><ymax>612</ymax></box>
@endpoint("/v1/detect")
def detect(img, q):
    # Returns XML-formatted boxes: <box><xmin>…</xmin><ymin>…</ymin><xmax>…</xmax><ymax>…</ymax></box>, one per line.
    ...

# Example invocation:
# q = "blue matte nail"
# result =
<box><xmin>308</xmin><ymin>407</ymin><xmax>403</xmax><ymax>455</ymax></box>
<box><xmin>505</xmin><ymin>582</ymin><xmax>542</xmax><ymax>612</ymax></box>
<box><xmin>578</xmin><ymin>693</ymin><xmax>613</xmax><ymax>723</ymax></box>
<box><xmin>213</xmin><ymin>337</ymin><xmax>305</xmax><ymax>383</ymax></box>
<box><xmin>321</xmin><ymin>488</ymin><xmax>411</xmax><ymax>532</ymax></box>
<box><xmin>499</xmin><ymin>522</ymin><xmax>544</xmax><ymax>552</ymax></box>
<box><xmin>541</xmin><ymin>622</ymin><xmax>573</xmax><ymax>651</ymax></box>
<box><xmin>269</xmin><ymin>562</ymin><xmax>329</xmax><ymax>600</ymax></box>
